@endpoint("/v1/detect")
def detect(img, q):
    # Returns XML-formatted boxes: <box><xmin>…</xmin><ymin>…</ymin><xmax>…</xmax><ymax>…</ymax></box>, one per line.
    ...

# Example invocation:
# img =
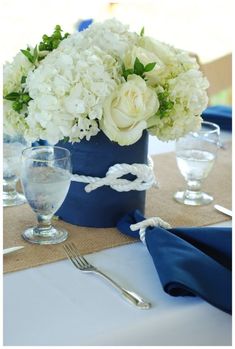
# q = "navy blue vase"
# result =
<box><xmin>56</xmin><ymin>131</ymin><xmax>149</xmax><ymax>228</ymax></box>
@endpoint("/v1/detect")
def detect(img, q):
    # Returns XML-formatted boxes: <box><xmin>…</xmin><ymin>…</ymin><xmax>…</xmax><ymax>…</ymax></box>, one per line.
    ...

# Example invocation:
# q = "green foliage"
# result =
<box><xmin>144</xmin><ymin>62</ymin><xmax>156</xmax><ymax>72</ymax></box>
<box><xmin>122</xmin><ymin>66</ymin><xmax>134</xmax><ymax>80</ymax></box>
<box><xmin>122</xmin><ymin>57</ymin><xmax>156</xmax><ymax>80</ymax></box>
<box><xmin>5</xmin><ymin>24</ymin><xmax>71</xmax><ymax>115</ymax></box>
<box><xmin>4</xmin><ymin>91</ymin><xmax>32</xmax><ymax>113</ymax></box>
<box><xmin>21</xmin><ymin>76</ymin><xmax>27</xmax><ymax>83</ymax></box>
<box><xmin>134</xmin><ymin>57</ymin><xmax>145</xmax><ymax>76</ymax></box>
<box><xmin>38</xmin><ymin>25</ymin><xmax>70</xmax><ymax>53</ymax></box>
<box><xmin>140</xmin><ymin>27</ymin><xmax>145</xmax><ymax>36</ymax></box>
<box><xmin>21</xmin><ymin>48</ymin><xmax>36</xmax><ymax>64</ymax></box>
<box><xmin>21</xmin><ymin>25</ymin><xmax>70</xmax><ymax>66</ymax></box>
<box><xmin>157</xmin><ymin>91</ymin><xmax>174</xmax><ymax>119</ymax></box>
<box><xmin>4</xmin><ymin>92</ymin><xmax>20</xmax><ymax>101</ymax></box>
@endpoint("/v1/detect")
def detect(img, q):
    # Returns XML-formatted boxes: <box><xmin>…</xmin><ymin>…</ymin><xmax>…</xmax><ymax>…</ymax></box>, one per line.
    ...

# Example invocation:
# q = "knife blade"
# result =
<box><xmin>3</xmin><ymin>246</ymin><xmax>24</xmax><ymax>255</ymax></box>
<box><xmin>214</xmin><ymin>205</ymin><xmax>232</xmax><ymax>217</ymax></box>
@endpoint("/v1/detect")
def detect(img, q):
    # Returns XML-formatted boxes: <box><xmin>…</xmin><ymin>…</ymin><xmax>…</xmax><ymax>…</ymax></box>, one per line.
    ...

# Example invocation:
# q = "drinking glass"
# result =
<box><xmin>174</xmin><ymin>121</ymin><xmax>220</xmax><ymax>206</ymax></box>
<box><xmin>3</xmin><ymin>134</ymin><xmax>29</xmax><ymax>207</ymax></box>
<box><xmin>21</xmin><ymin>146</ymin><xmax>72</xmax><ymax>244</ymax></box>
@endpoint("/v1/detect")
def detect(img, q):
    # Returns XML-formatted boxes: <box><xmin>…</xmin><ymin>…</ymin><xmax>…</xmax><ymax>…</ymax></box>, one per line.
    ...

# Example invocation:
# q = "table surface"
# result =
<box><xmin>3</xmin><ymin>134</ymin><xmax>232</xmax><ymax>346</ymax></box>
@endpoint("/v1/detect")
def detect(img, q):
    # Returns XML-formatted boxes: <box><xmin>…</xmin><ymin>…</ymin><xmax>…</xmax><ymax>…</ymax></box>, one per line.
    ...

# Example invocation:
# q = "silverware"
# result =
<box><xmin>63</xmin><ymin>242</ymin><xmax>151</xmax><ymax>309</ymax></box>
<box><xmin>214</xmin><ymin>205</ymin><xmax>232</xmax><ymax>217</ymax></box>
<box><xmin>3</xmin><ymin>246</ymin><xmax>24</xmax><ymax>255</ymax></box>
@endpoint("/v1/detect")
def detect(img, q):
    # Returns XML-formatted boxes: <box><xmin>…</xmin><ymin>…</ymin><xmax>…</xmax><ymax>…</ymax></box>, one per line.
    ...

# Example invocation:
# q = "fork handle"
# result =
<box><xmin>94</xmin><ymin>269</ymin><xmax>151</xmax><ymax>309</ymax></box>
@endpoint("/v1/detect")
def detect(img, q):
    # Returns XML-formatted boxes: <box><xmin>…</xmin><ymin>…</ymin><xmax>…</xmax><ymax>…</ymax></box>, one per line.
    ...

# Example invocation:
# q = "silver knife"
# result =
<box><xmin>3</xmin><ymin>246</ymin><xmax>24</xmax><ymax>255</ymax></box>
<box><xmin>214</xmin><ymin>205</ymin><xmax>232</xmax><ymax>217</ymax></box>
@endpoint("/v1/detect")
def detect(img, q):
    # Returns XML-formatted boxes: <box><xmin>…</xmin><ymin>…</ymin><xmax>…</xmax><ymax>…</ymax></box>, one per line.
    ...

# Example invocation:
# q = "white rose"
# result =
<box><xmin>139</xmin><ymin>36</ymin><xmax>176</xmax><ymax>65</ymax></box>
<box><xmin>100</xmin><ymin>75</ymin><xmax>159</xmax><ymax>145</ymax></box>
<box><xmin>123</xmin><ymin>45</ymin><xmax>165</xmax><ymax>85</ymax></box>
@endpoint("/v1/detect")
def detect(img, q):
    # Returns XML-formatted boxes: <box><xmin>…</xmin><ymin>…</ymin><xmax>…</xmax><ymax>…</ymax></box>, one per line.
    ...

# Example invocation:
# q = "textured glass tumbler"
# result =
<box><xmin>3</xmin><ymin>134</ymin><xmax>29</xmax><ymax>207</ymax></box>
<box><xmin>174</xmin><ymin>121</ymin><xmax>220</xmax><ymax>206</ymax></box>
<box><xmin>21</xmin><ymin>146</ymin><xmax>72</xmax><ymax>245</ymax></box>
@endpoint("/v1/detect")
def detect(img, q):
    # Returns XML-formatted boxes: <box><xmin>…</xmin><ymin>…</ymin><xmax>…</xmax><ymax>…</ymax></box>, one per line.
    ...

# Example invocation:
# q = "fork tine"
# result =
<box><xmin>68</xmin><ymin>243</ymin><xmax>86</xmax><ymax>267</ymax></box>
<box><xmin>69</xmin><ymin>242</ymin><xmax>87</xmax><ymax>268</ymax></box>
<box><xmin>64</xmin><ymin>244</ymin><xmax>84</xmax><ymax>269</ymax></box>
<box><xmin>70</xmin><ymin>242</ymin><xmax>91</xmax><ymax>267</ymax></box>
<box><xmin>63</xmin><ymin>244</ymin><xmax>78</xmax><ymax>268</ymax></box>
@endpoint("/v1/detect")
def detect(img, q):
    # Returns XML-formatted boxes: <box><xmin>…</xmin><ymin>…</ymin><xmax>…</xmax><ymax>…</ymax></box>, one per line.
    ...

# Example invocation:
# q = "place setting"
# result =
<box><xmin>2</xmin><ymin>12</ymin><xmax>232</xmax><ymax>346</ymax></box>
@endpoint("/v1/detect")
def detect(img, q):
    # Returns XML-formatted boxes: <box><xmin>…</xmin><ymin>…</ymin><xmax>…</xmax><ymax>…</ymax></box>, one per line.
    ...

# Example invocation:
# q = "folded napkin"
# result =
<box><xmin>202</xmin><ymin>105</ymin><xmax>232</xmax><ymax>131</ymax></box>
<box><xmin>31</xmin><ymin>139</ymin><xmax>48</xmax><ymax>146</ymax></box>
<box><xmin>117</xmin><ymin>210</ymin><xmax>232</xmax><ymax>314</ymax></box>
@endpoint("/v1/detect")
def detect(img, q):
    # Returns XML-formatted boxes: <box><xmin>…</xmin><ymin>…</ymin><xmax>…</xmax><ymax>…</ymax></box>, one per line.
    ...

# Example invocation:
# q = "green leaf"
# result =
<box><xmin>122</xmin><ymin>66</ymin><xmax>134</xmax><ymax>80</ymax></box>
<box><xmin>33</xmin><ymin>45</ymin><xmax>38</xmax><ymax>62</ymax></box>
<box><xmin>43</xmin><ymin>34</ymin><xmax>49</xmax><ymax>41</ymax></box>
<box><xmin>21</xmin><ymin>49</ymin><xmax>35</xmax><ymax>63</ymax></box>
<box><xmin>21</xmin><ymin>76</ymin><xmax>27</xmax><ymax>84</ymax></box>
<box><xmin>39</xmin><ymin>42</ymin><xmax>46</xmax><ymax>51</ymax></box>
<box><xmin>144</xmin><ymin>62</ymin><xmax>156</xmax><ymax>72</ymax></box>
<box><xmin>22</xmin><ymin>93</ymin><xmax>31</xmax><ymax>103</ymax></box>
<box><xmin>52</xmin><ymin>39</ymin><xmax>60</xmax><ymax>49</ymax></box>
<box><xmin>140</xmin><ymin>27</ymin><xmax>145</xmax><ymax>36</ymax></box>
<box><xmin>134</xmin><ymin>57</ymin><xmax>145</xmax><ymax>76</ymax></box>
<box><xmin>4</xmin><ymin>92</ymin><xmax>20</xmax><ymax>101</ymax></box>
<box><xmin>12</xmin><ymin>101</ymin><xmax>23</xmax><ymax>112</ymax></box>
<box><xmin>55</xmin><ymin>24</ymin><xmax>62</xmax><ymax>31</ymax></box>
<box><xmin>38</xmin><ymin>56</ymin><xmax>45</xmax><ymax>61</ymax></box>
<box><xmin>157</xmin><ymin>91</ymin><xmax>174</xmax><ymax>119</ymax></box>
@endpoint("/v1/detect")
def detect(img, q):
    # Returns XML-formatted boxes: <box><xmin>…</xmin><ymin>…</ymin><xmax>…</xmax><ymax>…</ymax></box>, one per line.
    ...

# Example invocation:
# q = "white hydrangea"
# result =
<box><xmin>147</xmin><ymin>69</ymin><xmax>209</xmax><ymax>141</ymax></box>
<box><xmin>3</xmin><ymin>51</ymin><xmax>34</xmax><ymax>96</ymax></box>
<box><xmin>23</xmin><ymin>19</ymin><xmax>138</xmax><ymax>144</ymax></box>
<box><xmin>3</xmin><ymin>18</ymin><xmax>209</xmax><ymax>145</ymax></box>
<box><xmin>3</xmin><ymin>100</ymin><xmax>29</xmax><ymax>136</ymax></box>
<box><xmin>3</xmin><ymin>51</ymin><xmax>34</xmax><ymax>136</ymax></box>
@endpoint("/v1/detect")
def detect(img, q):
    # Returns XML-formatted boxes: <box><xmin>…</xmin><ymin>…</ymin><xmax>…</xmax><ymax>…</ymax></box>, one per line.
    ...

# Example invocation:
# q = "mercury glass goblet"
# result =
<box><xmin>174</xmin><ymin>121</ymin><xmax>220</xmax><ymax>206</ymax></box>
<box><xmin>21</xmin><ymin>146</ymin><xmax>72</xmax><ymax>245</ymax></box>
<box><xmin>3</xmin><ymin>134</ymin><xmax>29</xmax><ymax>207</ymax></box>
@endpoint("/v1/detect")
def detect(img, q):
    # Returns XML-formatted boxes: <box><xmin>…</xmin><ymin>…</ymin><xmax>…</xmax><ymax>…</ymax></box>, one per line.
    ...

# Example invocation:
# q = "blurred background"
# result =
<box><xmin>1</xmin><ymin>0</ymin><xmax>232</xmax><ymax>105</ymax></box>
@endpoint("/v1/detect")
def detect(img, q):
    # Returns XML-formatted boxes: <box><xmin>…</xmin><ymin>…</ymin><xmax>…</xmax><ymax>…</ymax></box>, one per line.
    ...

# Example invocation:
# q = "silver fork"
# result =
<box><xmin>63</xmin><ymin>242</ymin><xmax>151</xmax><ymax>309</ymax></box>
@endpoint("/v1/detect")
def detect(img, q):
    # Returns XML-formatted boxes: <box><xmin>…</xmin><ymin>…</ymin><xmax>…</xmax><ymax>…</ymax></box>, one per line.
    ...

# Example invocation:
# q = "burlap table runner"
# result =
<box><xmin>3</xmin><ymin>143</ymin><xmax>232</xmax><ymax>273</ymax></box>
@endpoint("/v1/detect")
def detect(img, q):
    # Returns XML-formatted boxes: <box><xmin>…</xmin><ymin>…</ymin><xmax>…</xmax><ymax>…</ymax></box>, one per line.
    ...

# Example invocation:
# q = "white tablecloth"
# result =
<box><xmin>3</xmin><ymin>135</ymin><xmax>232</xmax><ymax>346</ymax></box>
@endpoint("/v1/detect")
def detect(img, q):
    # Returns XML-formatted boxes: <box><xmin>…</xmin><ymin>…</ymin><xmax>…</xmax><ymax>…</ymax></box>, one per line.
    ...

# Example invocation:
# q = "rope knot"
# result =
<box><xmin>71</xmin><ymin>157</ymin><xmax>158</xmax><ymax>193</ymax></box>
<box><xmin>130</xmin><ymin>216</ymin><xmax>172</xmax><ymax>245</ymax></box>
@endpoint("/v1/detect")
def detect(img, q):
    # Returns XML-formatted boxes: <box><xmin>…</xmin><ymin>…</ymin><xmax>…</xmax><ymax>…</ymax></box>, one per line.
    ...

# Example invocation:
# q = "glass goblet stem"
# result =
<box><xmin>3</xmin><ymin>180</ymin><xmax>17</xmax><ymax>198</ymax></box>
<box><xmin>34</xmin><ymin>214</ymin><xmax>54</xmax><ymax>236</ymax></box>
<box><xmin>185</xmin><ymin>179</ymin><xmax>202</xmax><ymax>200</ymax></box>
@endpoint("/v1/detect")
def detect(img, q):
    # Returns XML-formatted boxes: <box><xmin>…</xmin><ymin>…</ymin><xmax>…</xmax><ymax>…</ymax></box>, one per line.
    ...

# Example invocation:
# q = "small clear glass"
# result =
<box><xmin>3</xmin><ymin>134</ymin><xmax>29</xmax><ymax>207</ymax></box>
<box><xmin>174</xmin><ymin>121</ymin><xmax>220</xmax><ymax>206</ymax></box>
<box><xmin>21</xmin><ymin>146</ymin><xmax>72</xmax><ymax>245</ymax></box>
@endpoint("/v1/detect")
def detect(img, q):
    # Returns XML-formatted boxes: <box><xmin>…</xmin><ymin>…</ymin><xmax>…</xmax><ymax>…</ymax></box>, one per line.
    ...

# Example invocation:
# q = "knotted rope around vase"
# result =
<box><xmin>71</xmin><ymin>157</ymin><xmax>158</xmax><ymax>193</ymax></box>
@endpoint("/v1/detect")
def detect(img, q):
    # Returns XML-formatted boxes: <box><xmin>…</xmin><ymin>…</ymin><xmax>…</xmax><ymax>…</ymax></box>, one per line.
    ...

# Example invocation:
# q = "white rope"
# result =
<box><xmin>130</xmin><ymin>217</ymin><xmax>172</xmax><ymax>245</ymax></box>
<box><xmin>71</xmin><ymin>157</ymin><xmax>158</xmax><ymax>193</ymax></box>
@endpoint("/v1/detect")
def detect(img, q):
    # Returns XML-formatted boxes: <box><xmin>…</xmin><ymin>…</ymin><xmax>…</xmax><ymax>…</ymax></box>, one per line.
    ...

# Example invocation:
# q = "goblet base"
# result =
<box><xmin>174</xmin><ymin>190</ymin><xmax>213</xmax><ymax>206</ymax></box>
<box><xmin>3</xmin><ymin>192</ymin><xmax>26</xmax><ymax>207</ymax></box>
<box><xmin>22</xmin><ymin>226</ymin><xmax>68</xmax><ymax>245</ymax></box>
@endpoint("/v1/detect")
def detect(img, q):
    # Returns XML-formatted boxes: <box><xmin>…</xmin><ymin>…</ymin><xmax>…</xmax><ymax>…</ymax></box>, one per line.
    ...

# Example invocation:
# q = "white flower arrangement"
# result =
<box><xmin>3</xmin><ymin>19</ymin><xmax>209</xmax><ymax>145</ymax></box>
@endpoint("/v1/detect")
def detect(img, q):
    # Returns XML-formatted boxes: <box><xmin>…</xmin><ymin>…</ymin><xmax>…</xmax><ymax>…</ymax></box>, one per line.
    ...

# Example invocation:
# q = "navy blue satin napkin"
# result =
<box><xmin>117</xmin><ymin>210</ymin><xmax>232</xmax><ymax>314</ymax></box>
<box><xmin>31</xmin><ymin>140</ymin><xmax>48</xmax><ymax>147</ymax></box>
<box><xmin>202</xmin><ymin>105</ymin><xmax>232</xmax><ymax>131</ymax></box>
